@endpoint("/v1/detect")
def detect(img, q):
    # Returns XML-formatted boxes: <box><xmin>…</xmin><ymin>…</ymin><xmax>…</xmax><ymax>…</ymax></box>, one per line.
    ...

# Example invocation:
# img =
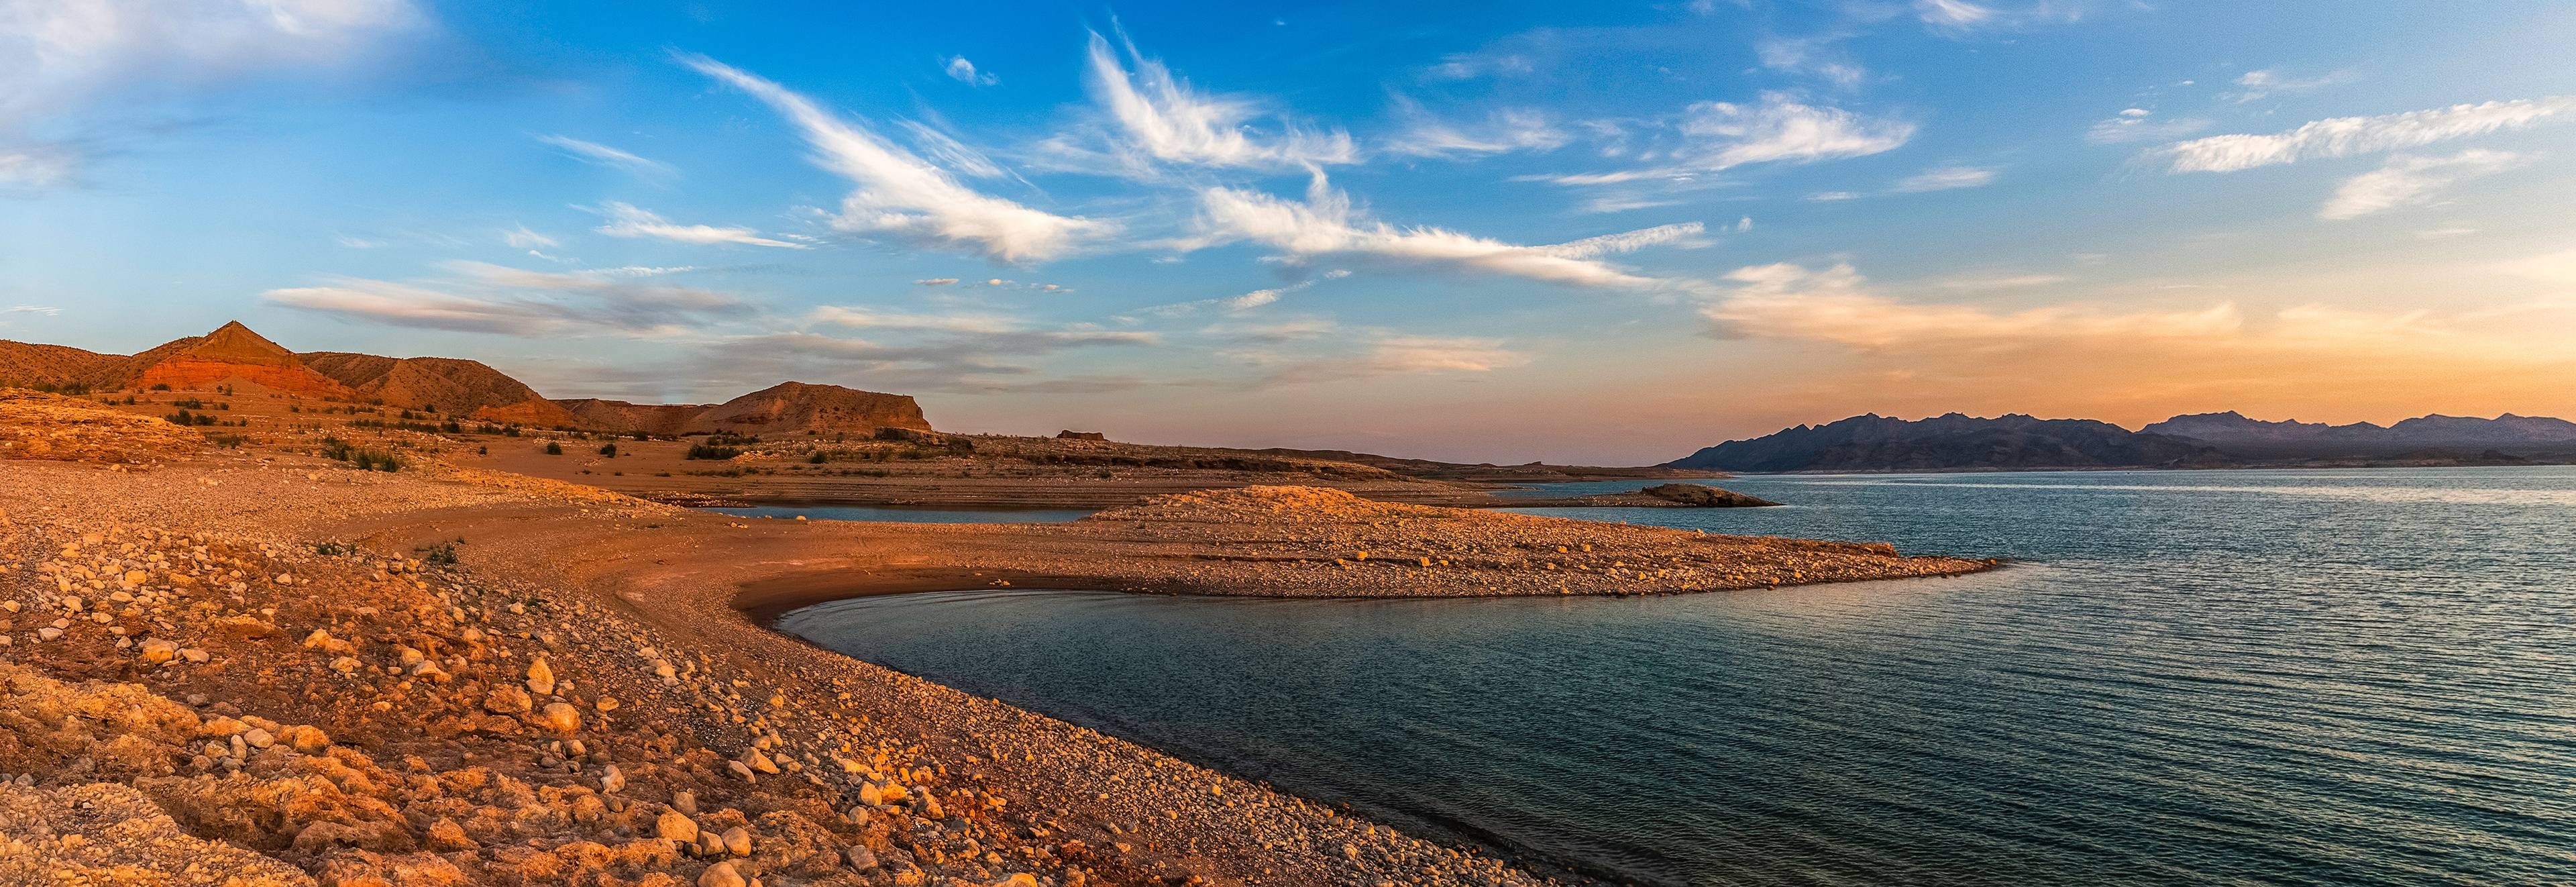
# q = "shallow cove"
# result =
<box><xmin>776</xmin><ymin>467</ymin><xmax>2576</xmax><ymax>886</ymax></box>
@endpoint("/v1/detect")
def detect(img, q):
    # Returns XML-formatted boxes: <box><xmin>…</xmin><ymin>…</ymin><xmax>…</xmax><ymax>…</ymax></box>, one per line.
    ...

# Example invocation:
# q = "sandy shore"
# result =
<box><xmin>0</xmin><ymin>393</ymin><xmax>1992</xmax><ymax>886</ymax></box>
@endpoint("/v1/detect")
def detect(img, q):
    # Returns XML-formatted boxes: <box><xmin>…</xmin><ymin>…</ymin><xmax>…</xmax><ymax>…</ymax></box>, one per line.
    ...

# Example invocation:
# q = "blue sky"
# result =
<box><xmin>4</xmin><ymin>1</ymin><xmax>2575</xmax><ymax>463</ymax></box>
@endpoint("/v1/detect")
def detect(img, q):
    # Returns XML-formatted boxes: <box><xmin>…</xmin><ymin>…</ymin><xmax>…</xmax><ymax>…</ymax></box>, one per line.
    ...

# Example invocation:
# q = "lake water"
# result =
<box><xmin>707</xmin><ymin>505</ymin><xmax>1092</xmax><ymax>524</ymax></box>
<box><xmin>776</xmin><ymin>468</ymin><xmax>2576</xmax><ymax>886</ymax></box>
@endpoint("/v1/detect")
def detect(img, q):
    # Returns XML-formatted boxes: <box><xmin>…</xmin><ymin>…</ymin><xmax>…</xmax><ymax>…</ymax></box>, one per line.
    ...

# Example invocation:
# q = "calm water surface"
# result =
<box><xmin>778</xmin><ymin>468</ymin><xmax>2576</xmax><ymax>886</ymax></box>
<box><xmin>708</xmin><ymin>505</ymin><xmax>1091</xmax><ymax>524</ymax></box>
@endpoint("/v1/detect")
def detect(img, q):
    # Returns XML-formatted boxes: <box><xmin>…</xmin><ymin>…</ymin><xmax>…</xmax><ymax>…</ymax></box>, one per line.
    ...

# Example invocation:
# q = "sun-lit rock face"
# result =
<box><xmin>685</xmin><ymin>381</ymin><xmax>932</xmax><ymax>437</ymax></box>
<box><xmin>109</xmin><ymin>322</ymin><xmax>355</xmax><ymax>398</ymax></box>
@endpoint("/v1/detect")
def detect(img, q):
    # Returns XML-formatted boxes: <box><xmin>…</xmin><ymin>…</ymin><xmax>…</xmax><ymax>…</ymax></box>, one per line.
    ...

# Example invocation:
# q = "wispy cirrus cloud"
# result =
<box><xmin>1704</xmin><ymin>262</ymin><xmax>2239</xmax><ymax>349</ymax></box>
<box><xmin>536</xmin><ymin>134</ymin><xmax>674</xmax><ymax>180</ymax></box>
<box><xmin>264</xmin><ymin>261</ymin><xmax>753</xmax><ymax>335</ymax></box>
<box><xmin>2319</xmin><ymin>150</ymin><xmax>2524</xmax><ymax>220</ymax></box>
<box><xmin>1185</xmin><ymin>170</ymin><xmax>1701</xmax><ymax>288</ymax></box>
<box><xmin>2226</xmin><ymin>68</ymin><xmax>2358</xmax><ymax>103</ymax></box>
<box><xmin>589</xmin><ymin>201</ymin><xmax>808</xmax><ymax>249</ymax></box>
<box><xmin>683</xmin><ymin>53</ymin><xmax>1110</xmax><ymax>263</ymax></box>
<box><xmin>2086</xmin><ymin>108</ymin><xmax>2210</xmax><ymax>145</ymax></box>
<box><xmin>1242</xmin><ymin>329</ymin><xmax>1530</xmax><ymax>387</ymax></box>
<box><xmin>1</xmin><ymin>0</ymin><xmax>427</xmax><ymax>188</ymax></box>
<box><xmin>1077</xmin><ymin>30</ymin><xmax>1355</xmax><ymax>172</ymax></box>
<box><xmin>1891</xmin><ymin>165</ymin><xmax>1998</xmax><ymax>193</ymax></box>
<box><xmin>1528</xmin><ymin>93</ymin><xmax>1913</xmax><ymax>186</ymax></box>
<box><xmin>1756</xmin><ymin>36</ymin><xmax>1866</xmax><ymax>89</ymax></box>
<box><xmin>2154</xmin><ymin>97</ymin><xmax>2574</xmax><ymax>173</ymax></box>
<box><xmin>1381</xmin><ymin>99</ymin><xmax>1568</xmax><ymax>158</ymax></box>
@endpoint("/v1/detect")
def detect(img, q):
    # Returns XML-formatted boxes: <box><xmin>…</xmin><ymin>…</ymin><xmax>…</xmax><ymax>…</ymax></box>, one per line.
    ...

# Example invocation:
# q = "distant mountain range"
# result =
<box><xmin>0</xmin><ymin>321</ymin><xmax>930</xmax><ymax>437</ymax></box>
<box><xmin>1670</xmin><ymin>411</ymin><xmax>2576</xmax><ymax>472</ymax></box>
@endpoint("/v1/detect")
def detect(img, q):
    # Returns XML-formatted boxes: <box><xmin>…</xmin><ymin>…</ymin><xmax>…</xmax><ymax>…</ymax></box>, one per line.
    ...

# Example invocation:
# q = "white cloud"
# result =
<box><xmin>535</xmin><ymin>135</ymin><xmax>674</xmax><ymax>180</ymax></box>
<box><xmin>590</xmin><ymin>201</ymin><xmax>807</xmax><ymax>249</ymax></box>
<box><xmin>2085</xmin><ymin>108</ymin><xmax>2210</xmax><ymax>144</ymax></box>
<box><xmin>1578</xmin><ymin>194</ymin><xmax>1682</xmax><ymax>214</ymax></box>
<box><xmin>4</xmin><ymin>305</ymin><xmax>62</xmax><ymax>316</ymax></box>
<box><xmin>1807</xmin><ymin>191</ymin><xmax>1862</xmax><ymax>202</ymax></box>
<box><xmin>914</xmin><ymin>278</ymin><xmax>959</xmax><ymax>286</ymax></box>
<box><xmin>2226</xmin><ymin>68</ymin><xmax>2357</xmax><ymax>103</ymax></box>
<box><xmin>502</xmin><ymin>225</ymin><xmax>559</xmax><ymax>250</ymax></box>
<box><xmin>264</xmin><ymin>261</ymin><xmax>751</xmax><ymax>335</ymax></box>
<box><xmin>1080</xmin><ymin>30</ymin><xmax>1354</xmax><ymax>170</ymax></box>
<box><xmin>1125</xmin><ymin>269</ymin><xmax>1352</xmax><ymax>319</ymax></box>
<box><xmin>1756</xmin><ymin>36</ymin><xmax>1865</xmax><ymax>89</ymax></box>
<box><xmin>0</xmin><ymin>146</ymin><xmax>76</xmax><ymax>187</ymax></box>
<box><xmin>1915</xmin><ymin>0</ymin><xmax>1997</xmax><ymax>28</ymax></box>
<box><xmin>0</xmin><ymin>0</ymin><xmax>425</xmax><ymax>187</ymax></box>
<box><xmin>1678</xmin><ymin>93</ymin><xmax>1914</xmax><ymax>171</ymax></box>
<box><xmin>943</xmin><ymin>56</ymin><xmax>998</xmax><ymax>87</ymax></box>
<box><xmin>1529</xmin><ymin>94</ymin><xmax>1911</xmax><ymax>186</ymax></box>
<box><xmin>894</xmin><ymin>120</ymin><xmax>1010</xmax><ymax>180</ymax></box>
<box><xmin>1383</xmin><ymin>100</ymin><xmax>1568</xmax><ymax>158</ymax></box>
<box><xmin>808</xmin><ymin>306</ymin><xmax>1020</xmax><ymax>335</ymax></box>
<box><xmin>1529</xmin><ymin>223</ymin><xmax>1710</xmax><ymax>259</ymax></box>
<box><xmin>2158</xmin><ymin>97</ymin><xmax>2575</xmax><ymax>173</ymax></box>
<box><xmin>1424</xmin><ymin>52</ymin><xmax>1535</xmax><ymax>82</ymax></box>
<box><xmin>1912</xmin><ymin>0</ymin><xmax>2092</xmax><ymax>34</ymax></box>
<box><xmin>1188</xmin><ymin>170</ymin><xmax>1698</xmax><ymax>288</ymax></box>
<box><xmin>1891</xmin><ymin>165</ymin><xmax>1998</xmax><ymax>192</ymax></box>
<box><xmin>684</xmin><ymin>54</ymin><xmax>1110</xmax><ymax>263</ymax></box>
<box><xmin>2318</xmin><ymin>150</ymin><xmax>2523</xmax><ymax>220</ymax></box>
<box><xmin>1254</xmin><ymin>330</ymin><xmax>1529</xmax><ymax>386</ymax></box>
<box><xmin>1704</xmin><ymin>262</ymin><xmax>2241</xmax><ymax>348</ymax></box>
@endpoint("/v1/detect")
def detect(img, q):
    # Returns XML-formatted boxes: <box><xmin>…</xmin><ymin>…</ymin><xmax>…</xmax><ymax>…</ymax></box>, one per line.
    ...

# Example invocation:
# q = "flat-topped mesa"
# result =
<box><xmin>99</xmin><ymin>321</ymin><xmax>355</xmax><ymax>397</ymax></box>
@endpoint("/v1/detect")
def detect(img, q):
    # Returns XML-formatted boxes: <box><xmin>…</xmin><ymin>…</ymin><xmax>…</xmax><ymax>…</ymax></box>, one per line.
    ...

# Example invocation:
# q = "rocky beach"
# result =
<box><xmin>0</xmin><ymin>388</ymin><xmax>1988</xmax><ymax>886</ymax></box>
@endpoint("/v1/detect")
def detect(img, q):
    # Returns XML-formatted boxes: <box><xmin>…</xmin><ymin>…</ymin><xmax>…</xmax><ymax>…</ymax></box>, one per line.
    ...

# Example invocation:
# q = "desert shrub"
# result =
<box><xmin>208</xmin><ymin>433</ymin><xmax>246</xmax><ymax>448</ymax></box>
<box><xmin>598</xmin><ymin>443</ymin><xmax>619</xmax><ymax>457</ymax></box>
<box><xmin>686</xmin><ymin>444</ymin><xmax>741</xmax><ymax>460</ymax></box>
<box><xmin>318</xmin><ymin>437</ymin><xmax>403</xmax><ymax>471</ymax></box>
<box><xmin>545</xmin><ymin>441</ymin><xmax>564</xmax><ymax>455</ymax></box>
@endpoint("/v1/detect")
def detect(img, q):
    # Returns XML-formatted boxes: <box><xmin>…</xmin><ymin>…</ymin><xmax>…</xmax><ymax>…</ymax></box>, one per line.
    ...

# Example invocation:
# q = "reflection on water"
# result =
<box><xmin>781</xmin><ymin>467</ymin><xmax>2576</xmax><ymax>886</ymax></box>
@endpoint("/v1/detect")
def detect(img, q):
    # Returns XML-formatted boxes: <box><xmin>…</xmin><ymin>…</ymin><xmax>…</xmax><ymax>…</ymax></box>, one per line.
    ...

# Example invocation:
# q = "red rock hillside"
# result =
<box><xmin>3</xmin><ymin>322</ymin><xmax>938</xmax><ymax>438</ymax></box>
<box><xmin>555</xmin><ymin>399</ymin><xmax>712</xmax><ymax>437</ymax></box>
<box><xmin>94</xmin><ymin>321</ymin><xmax>354</xmax><ymax>398</ymax></box>
<box><xmin>299</xmin><ymin>351</ymin><xmax>586</xmax><ymax>428</ymax></box>
<box><xmin>686</xmin><ymin>381</ymin><xmax>931</xmax><ymax>437</ymax></box>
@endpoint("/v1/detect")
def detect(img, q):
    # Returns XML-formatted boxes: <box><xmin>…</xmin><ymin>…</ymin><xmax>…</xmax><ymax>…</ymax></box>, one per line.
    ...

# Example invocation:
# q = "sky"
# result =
<box><xmin>3</xmin><ymin>1</ymin><xmax>2575</xmax><ymax>464</ymax></box>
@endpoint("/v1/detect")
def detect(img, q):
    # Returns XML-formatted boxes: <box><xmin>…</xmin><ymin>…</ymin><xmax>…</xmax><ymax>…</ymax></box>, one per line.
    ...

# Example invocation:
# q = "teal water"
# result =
<box><xmin>776</xmin><ymin>468</ymin><xmax>2576</xmax><ymax>886</ymax></box>
<box><xmin>708</xmin><ymin>505</ymin><xmax>1091</xmax><ymax>523</ymax></box>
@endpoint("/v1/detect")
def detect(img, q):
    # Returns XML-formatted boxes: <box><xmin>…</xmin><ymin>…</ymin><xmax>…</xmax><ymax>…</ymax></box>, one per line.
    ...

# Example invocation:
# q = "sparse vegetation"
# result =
<box><xmin>598</xmin><ymin>443</ymin><xmax>618</xmax><ymax>457</ymax></box>
<box><xmin>545</xmin><ymin>441</ymin><xmax>564</xmax><ymax>455</ymax></box>
<box><xmin>685</xmin><ymin>443</ymin><xmax>741</xmax><ymax>460</ymax></box>
<box><xmin>419</xmin><ymin>541</ymin><xmax>459</xmax><ymax>567</ymax></box>
<box><xmin>318</xmin><ymin>437</ymin><xmax>405</xmax><ymax>472</ymax></box>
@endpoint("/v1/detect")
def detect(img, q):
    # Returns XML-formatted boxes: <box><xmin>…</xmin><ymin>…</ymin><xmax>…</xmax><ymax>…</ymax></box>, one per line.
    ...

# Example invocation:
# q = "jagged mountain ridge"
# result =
<box><xmin>1</xmin><ymin>322</ymin><xmax>932</xmax><ymax>436</ymax></box>
<box><xmin>1668</xmin><ymin>413</ymin><xmax>2224</xmax><ymax>472</ymax></box>
<box><xmin>1674</xmin><ymin>409</ymin><xmax>2576</xmax><ymax>472</ymax></box>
